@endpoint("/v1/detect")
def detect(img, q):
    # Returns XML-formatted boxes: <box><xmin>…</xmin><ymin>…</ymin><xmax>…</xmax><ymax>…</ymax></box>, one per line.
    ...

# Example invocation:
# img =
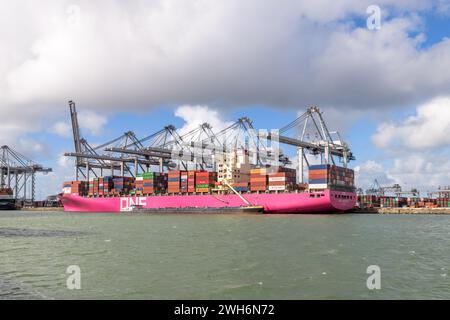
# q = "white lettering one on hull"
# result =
<box><xmin>120</xmin><ymin>197</ymin><xmax>147</xmax><ymax>211</ymax></box>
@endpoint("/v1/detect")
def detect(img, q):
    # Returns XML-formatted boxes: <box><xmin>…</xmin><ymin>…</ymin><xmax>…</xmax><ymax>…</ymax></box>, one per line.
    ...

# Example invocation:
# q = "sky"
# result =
<box><xmin>1</xmin><ymin>0</ymin><xmax>450</xmax><ymax>199</ymax></box>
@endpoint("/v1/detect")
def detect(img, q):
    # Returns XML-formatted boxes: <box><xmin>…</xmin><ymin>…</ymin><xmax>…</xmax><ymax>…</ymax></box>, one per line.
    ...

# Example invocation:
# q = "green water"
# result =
<box><xmin>1</xmin><ymin>211</ymin><xmax>449</xmax><ymax>299</ymax></box>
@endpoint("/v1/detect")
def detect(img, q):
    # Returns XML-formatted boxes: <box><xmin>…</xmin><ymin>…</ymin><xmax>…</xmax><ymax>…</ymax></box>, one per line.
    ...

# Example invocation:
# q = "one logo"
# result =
<box><xmin>66</xmin><ymin>265</ymin><xmax>81</xmax><ymax>290</ymax></box>
<box><xmin>366</xmin><ymin>265</ymin><xmax>381</xmax><ymax>290</ymax></box>
<box><xmin>120</xmin><ymin>197</ymin><xmax>147</xmax><ymax>211</ymax></box>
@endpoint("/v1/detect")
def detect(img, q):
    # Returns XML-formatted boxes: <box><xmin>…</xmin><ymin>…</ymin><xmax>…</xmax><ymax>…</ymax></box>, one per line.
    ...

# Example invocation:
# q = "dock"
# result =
<box><xmin>351</xmin><ymin>207</ymin><xmax>450</xmax><ymax>215</ymax></box>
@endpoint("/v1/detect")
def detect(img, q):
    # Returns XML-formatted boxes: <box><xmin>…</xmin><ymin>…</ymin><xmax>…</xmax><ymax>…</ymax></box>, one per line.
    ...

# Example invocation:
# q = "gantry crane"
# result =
<box><xmin>261</xmin><ymin>106</ymin><xmax>354</xmax><ymax>183</ymax></box>
<box><xmin>366</xmin><ymin>179</ymin><xmax>419</xmax><ymax>197</ymax></box>
<box><xmin>65</xmin><ymin>101</ymin><xmax>175</xmax><ymax>180</ymax></box>
<box><xmin>0</xmin><ymin>145</ymin><xmax>52</xmax><ymax>202</ymax></box>
<box><xmin>65</xmin><ymin>103</ymin><xmax>353</xmax><ymax>183</ymax></box>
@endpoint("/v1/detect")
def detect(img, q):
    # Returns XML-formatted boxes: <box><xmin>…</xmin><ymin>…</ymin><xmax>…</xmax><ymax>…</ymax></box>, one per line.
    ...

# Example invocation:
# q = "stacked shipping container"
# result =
<box><xmin>103</xmin><ymin>176</ymin><xmax>114</xmax><ymax>194</ymax></box>
<box><xmin>250</xmin><ymin>168</ymin><xmax>269</xmax><ymax>192</ymax></box>
<box><xmin>136</xmin><ymin>172</ymin><xmax>167</xmax><ymax>195</ymax></box>
<box><xmin>70</xmin><ymin>181</ymin><xmax>87</xmax><ymax>195</ymax></box>
<box><xmin>379</xmin><ymin>197</ymin><xmax>408</xmax><ymax>208</ymax></box>
<box><xmin>93</xmin><ymin>178</ymin><xmax>99</xmax><ymax>196</ymax></box>
<box><xmin>267</xmin><ymin>168</ymin><xmax>296</xmax><ymax>191</ymax></box>
<box><xmin>168</xmin><ymin>171</ymin><xmax>182</xmax><ymax>193</ymax></box>
<box><xmin>112</xmin><ymin>177</ymin><xmax>135</xmax><ymax>195</ymax></box>
<box><xmin>250</xmin><ymin>167</ymin><xmax>297</xmax><ymax>192</ymax></box>
<box><xmin>181</xmin><ymin>171</ymin><xmax>188</xmax><ymax>193</ymax></box>
<box><xmin>98</xmin><ymin>178</ymin><xmax>105</xmax><ymax>196</ymax></box>
<box><xmin>437</xmin><ymin>198</ymin><xmax>450</xmax><ymax>207</ymax></box>
<box><xmin>195</xmin><ymin>171</ymin><xmax>217</xmax><ymax>193</ymax></box>
<box><xmin>231</xmin><ymin>182</ymin><xmax>249</xmax><ymax>192</ymax></box>
<box><xmin>358</xmin><ymin>195</ymin><xmax>379</xmax><ymax>208</ymax></box>
<box><xmin>308</xmin><ymin>165</ymin><xmax>354</xmax><ymax>191</ymax></box>
<box><xmin>64</xmin><ymin>164</ymin><xmax>359</xmax><ymax>199</ymax></box>
<box><xmin>357</xmin><ymin>196</ymin><xmax>450</xmax><ymax>209</ymax></box>
<box><xmin>88</xmin><ymin>179</ymin><xmax>94</xmax><ymax>195</ymax></box>
<box><xmin>188</xmin><ymin>170</ymin><xmax>196</xmax><ymax>193</ymax></box>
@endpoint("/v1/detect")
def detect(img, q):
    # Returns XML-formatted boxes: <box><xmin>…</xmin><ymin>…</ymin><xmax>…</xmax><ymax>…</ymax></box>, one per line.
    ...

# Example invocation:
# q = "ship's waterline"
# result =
<box><xmin>1</xmin><ymin>211</ymin><xmax>449</xmax><ymax>300</ymax></box>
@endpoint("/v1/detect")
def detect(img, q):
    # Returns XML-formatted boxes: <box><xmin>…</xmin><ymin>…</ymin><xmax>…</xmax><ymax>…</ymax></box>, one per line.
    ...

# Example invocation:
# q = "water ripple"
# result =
<box><xmin>0</xmin><ymin>228</ymin><xmax>87</xmax><ymax>238</ymax></box>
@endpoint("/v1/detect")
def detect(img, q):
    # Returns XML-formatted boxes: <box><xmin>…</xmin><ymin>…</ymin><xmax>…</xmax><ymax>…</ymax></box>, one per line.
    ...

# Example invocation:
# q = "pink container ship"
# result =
<box><xmin>60</xmin><ymin>189</ymin><xmax>356</xmax><ymax>213</ymax></box>
<box><xmin>59</xmin><ymin>103</ymin><xmax>358</xmax><ymax>214</ymax></box>
<box><xmin>60</xmin><ymin>164</ymin><xmax>356</xmax><ymax>214</ymax></box>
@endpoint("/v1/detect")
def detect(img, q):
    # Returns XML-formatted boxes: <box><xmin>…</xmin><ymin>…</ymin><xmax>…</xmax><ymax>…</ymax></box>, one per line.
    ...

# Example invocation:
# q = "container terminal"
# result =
<box><xmin>56</xmin><ymin>101</ymin><xmax>450</xmax><ymax>214</ymax></box>
<box><xmin>2</xmin><ymin>101</ymin><xmax>450</xmax><ymax>213</ymax></box>
<box><xmin>60</xmin><ymin>101</ymin><xmax>357</xmax><ymax>213</ymax></box>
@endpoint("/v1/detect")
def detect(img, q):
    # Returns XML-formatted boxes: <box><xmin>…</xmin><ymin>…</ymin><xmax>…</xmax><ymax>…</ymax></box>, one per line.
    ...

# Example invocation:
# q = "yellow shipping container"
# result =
<box><xmin>250</xmin><ymin>167</ymin><xmax>279</xmax><ymax>175</ymax></box>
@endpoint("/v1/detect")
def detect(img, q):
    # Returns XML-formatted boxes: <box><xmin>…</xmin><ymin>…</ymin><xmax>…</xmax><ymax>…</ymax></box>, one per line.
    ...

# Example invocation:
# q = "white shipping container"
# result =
<box><xmin>269</xmin><ymin>177</ymin><xmax>286</xmax><ymax>182</ymax></box>
<box><xmin>136</xmin><ymin>177</ymin><xmax>144</xmax><ymax>181</ymax></box>
<box><xmin>309</xmin><ymin>183</ymin><xmax>328</xmax><ymax>189</ymax></box>
<box><xmin>268</xmin><ymin>185</ymin><xmax>286</xmax><ymax>191</ymax></box>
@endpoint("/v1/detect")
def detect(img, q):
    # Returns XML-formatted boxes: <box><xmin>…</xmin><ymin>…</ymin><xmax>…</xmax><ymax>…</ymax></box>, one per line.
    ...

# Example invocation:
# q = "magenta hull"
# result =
<box><xmin>61</xmin><ymin>190</ymin><xmax>356</xmax><ymax>213</ymax></box>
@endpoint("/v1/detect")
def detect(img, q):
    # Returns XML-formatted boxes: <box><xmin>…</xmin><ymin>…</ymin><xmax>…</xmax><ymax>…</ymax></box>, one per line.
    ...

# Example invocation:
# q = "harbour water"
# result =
<box><xmin>1</xmin><ymin>211</ymin><xmax>449</xmax><ymax>299</ymax></box>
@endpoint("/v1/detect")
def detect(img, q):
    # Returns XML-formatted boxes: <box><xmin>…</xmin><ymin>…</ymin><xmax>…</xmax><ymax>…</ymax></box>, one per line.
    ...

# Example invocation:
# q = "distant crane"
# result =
<box><xmin>0</xmin><ymin>145</ymin><xmax>52</xmax><ymax>202</ymax></box>
<box><xmin>366</xmin><ymin>179</ymin><xmax>419</xmax><ymax>197</ymax></box>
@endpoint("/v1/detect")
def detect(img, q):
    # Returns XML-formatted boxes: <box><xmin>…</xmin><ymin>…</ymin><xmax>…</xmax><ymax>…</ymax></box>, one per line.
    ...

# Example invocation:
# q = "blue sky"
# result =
<box><xmin>1</xmin><ymin>1</ymin><xmax>450</xmax><ymax>199</ymax></box>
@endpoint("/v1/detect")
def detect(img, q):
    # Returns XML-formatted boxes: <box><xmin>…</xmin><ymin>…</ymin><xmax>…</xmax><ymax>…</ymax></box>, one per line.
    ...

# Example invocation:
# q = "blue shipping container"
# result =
<box><xmin>309</xmin><ymin>164</ymin><xmax>329</xmax><ymax>170</ymax></box>
<box><xmin>308</xmin><ymin>179</ymin><xmax>328</xmax><ymax>184</ymax></box>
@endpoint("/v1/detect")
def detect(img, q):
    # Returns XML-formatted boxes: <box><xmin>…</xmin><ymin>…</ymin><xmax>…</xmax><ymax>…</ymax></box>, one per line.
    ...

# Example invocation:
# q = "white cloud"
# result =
<box><xmin>36</xmin><ymin>153</ymin><xmax>76</xmax><ymax>199</ymax></box>
<box><xmin>78</xmin><ymin>111</ymin><xmax>108</xmax><ymax>136</ymax></box>
<box><xmin>174</xmin><ymin>105</ymin><xmax>232</xmax><ymax>135</ymax></box>
<box><xmin>365</xmin><ymin>96</ymin><xmax>450</xmax><ymax>193</ymax></box>
<box><xmin>354</xmin><ymin>160</ymin><xmax>395</xmax><ymax>190</ymax></box>
<box><xmin>354</xmin><ymin>155</ymin><xmax>450</xmax><ymax>193</ymax></box>
<box><xmin>372</xmin><ymin>96</ymin><xmax>450</xmax><ymax>150</ymax></box>
<box><xmin>436</xmin><ymin>0</ymin><xmax>450</xmax><ymax>14</ymax></box>
<box><xmin>2</xmin><ymin>0</ymin><xmax>450</xmax><ymax>197</ymax></box>
<box><xmin>388</xmin><ymin>153</ymin><xmax>450</xmax><ymax>191</ymax></box>
<box><xmin>57</xmin><ymin>153</ymin><xmax>72</xmax><ymax>169</ymax></box>
<box><xmin>0</xmin><ymin>138</ymin><xmax>50</xmax><ymax>161</ymax></box>
<box><xmin>50</xmin><ymin>121</ymin><xmax>72</xmax><ymax>138</ymax></box>
<box><xmin>49</xmin><ymin>110</ymin><xmax>108</xmax><ymax>138</ymax></box>
<box><xmin>1</xmin><ymin>0</ymin><xmax>450</xmax><ymax>143</ymax></box>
